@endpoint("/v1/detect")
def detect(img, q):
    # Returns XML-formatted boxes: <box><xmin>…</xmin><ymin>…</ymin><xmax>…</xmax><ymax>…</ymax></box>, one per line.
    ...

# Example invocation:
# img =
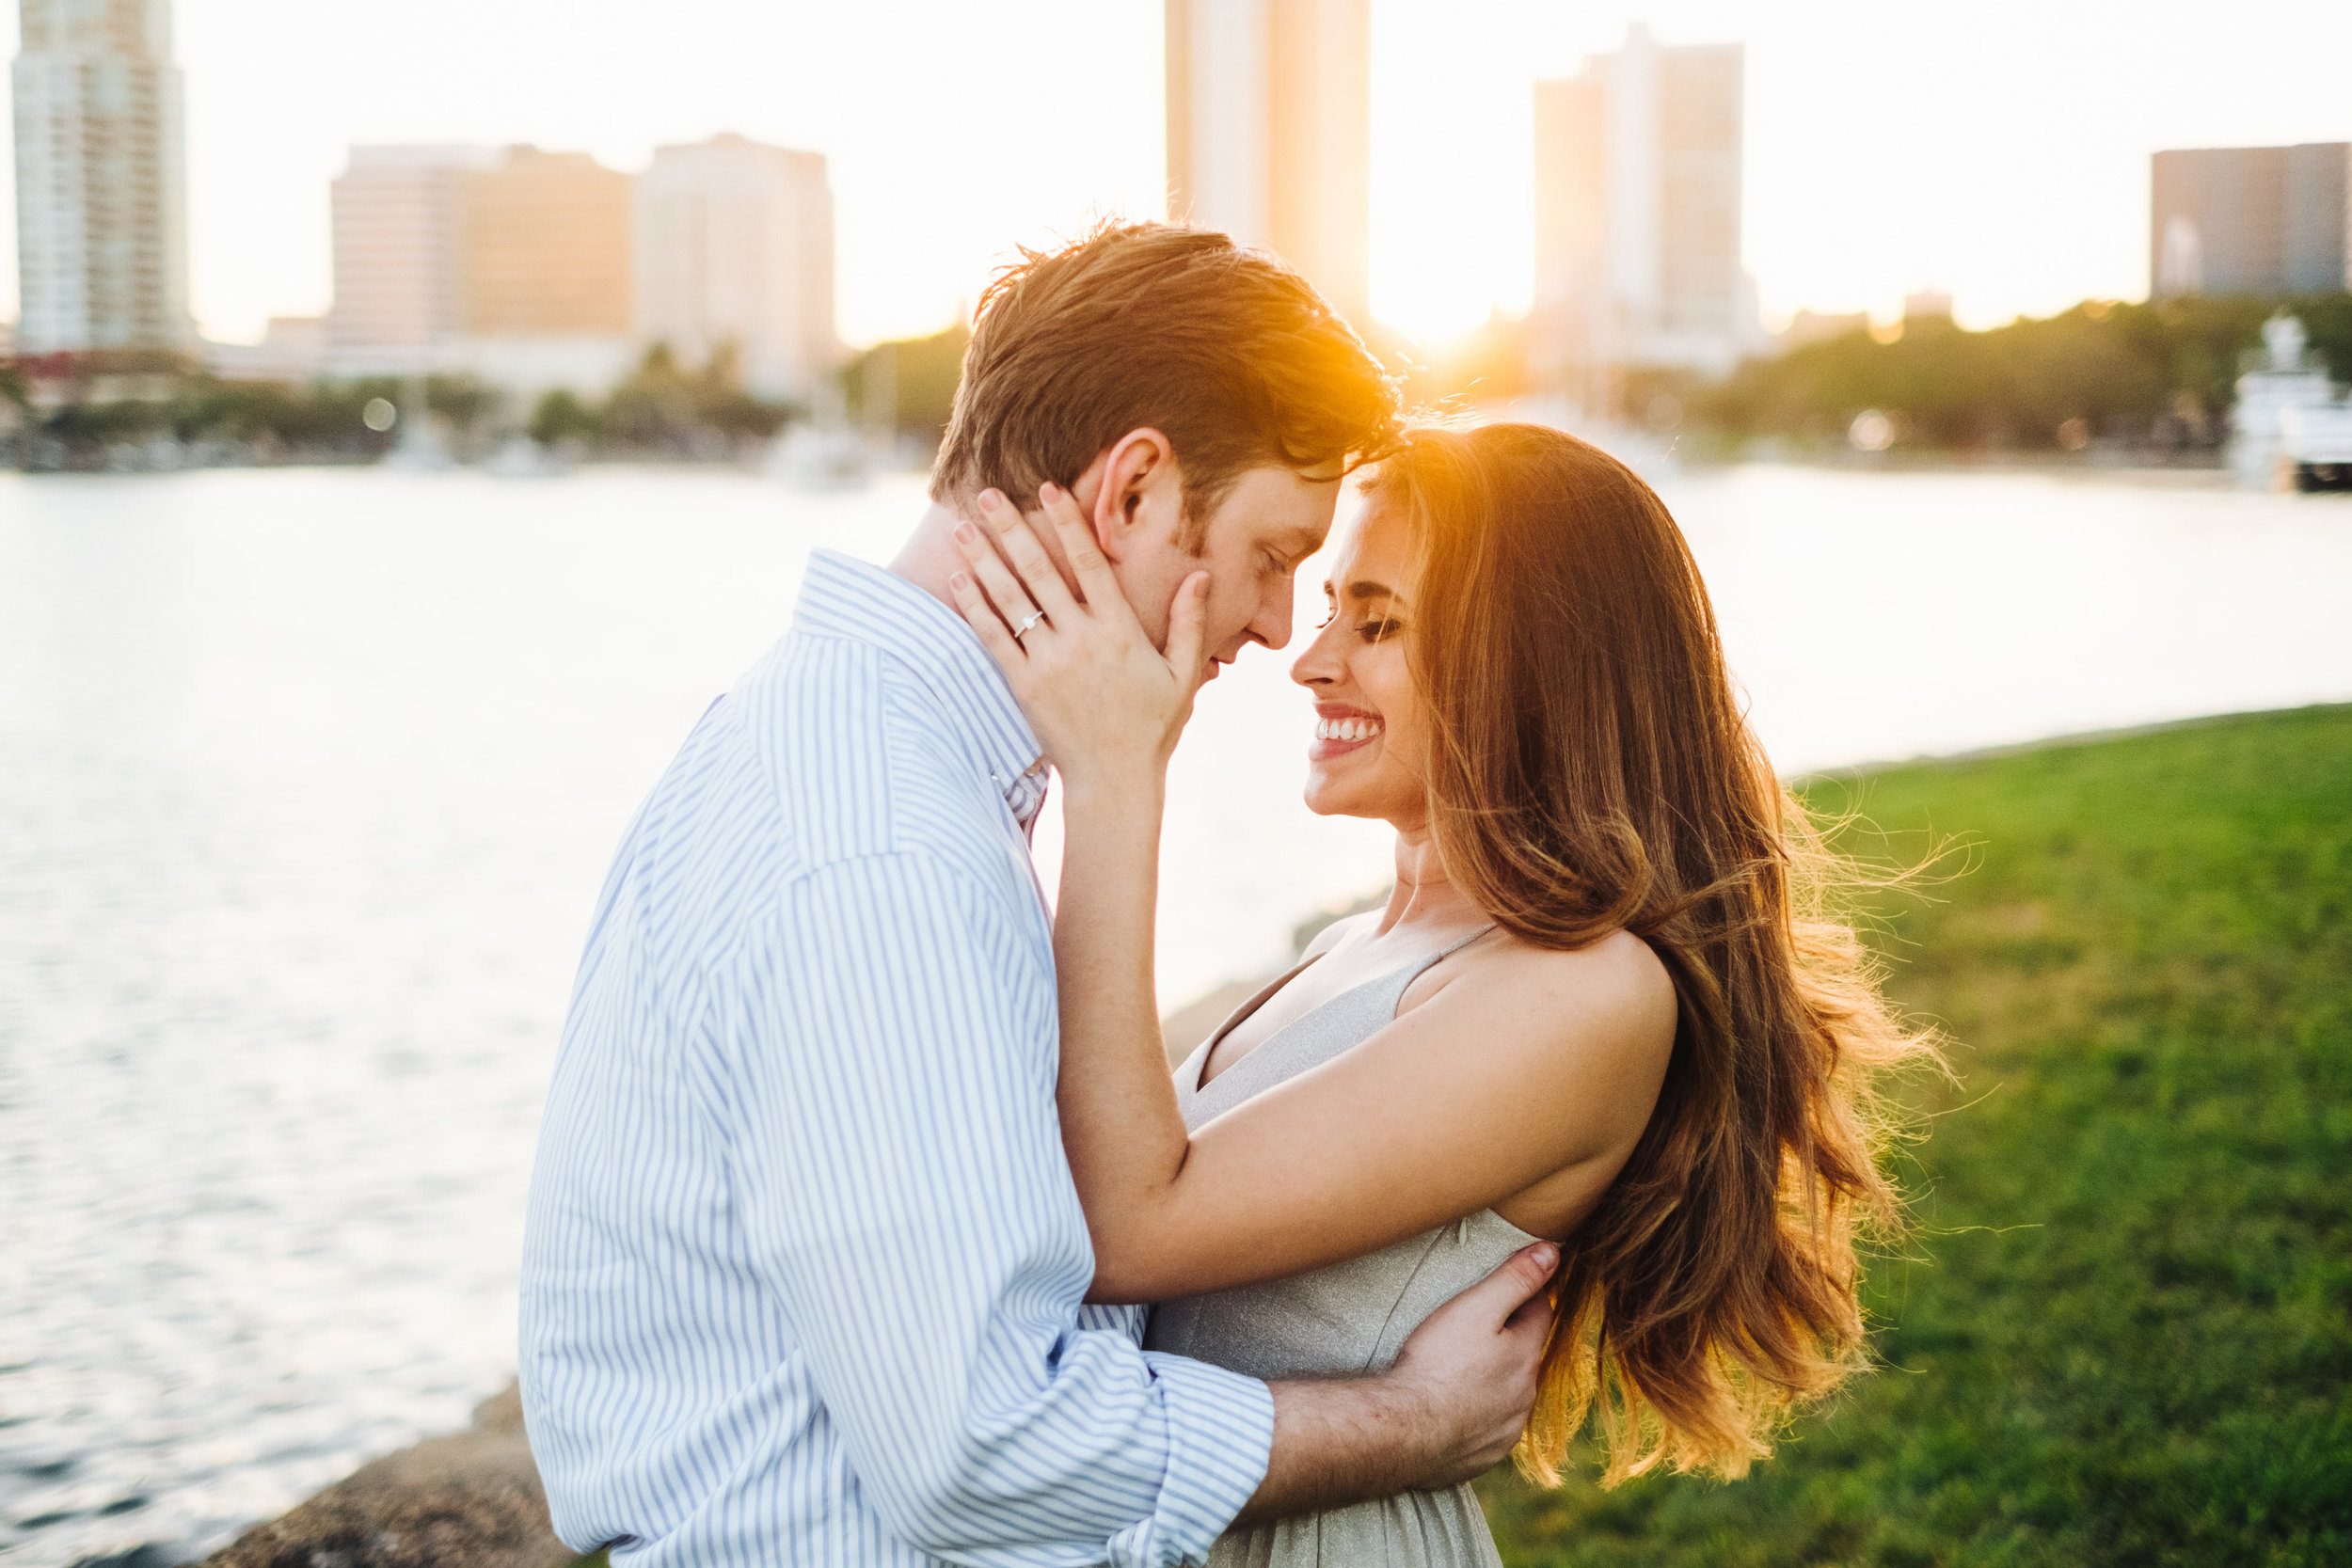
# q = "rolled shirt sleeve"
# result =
<box><xmin>722</xmin><ymin>850</ymin><xmax>1272</xmax><ymax>1567</ymax></box>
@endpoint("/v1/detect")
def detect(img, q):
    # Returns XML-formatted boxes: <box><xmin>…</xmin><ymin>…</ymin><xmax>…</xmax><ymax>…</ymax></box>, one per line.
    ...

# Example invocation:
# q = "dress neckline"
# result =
<box><xmin>1191</xmin><ymin>922</ymin><xmax>1496</xmax><ymax>1094</ymax></box>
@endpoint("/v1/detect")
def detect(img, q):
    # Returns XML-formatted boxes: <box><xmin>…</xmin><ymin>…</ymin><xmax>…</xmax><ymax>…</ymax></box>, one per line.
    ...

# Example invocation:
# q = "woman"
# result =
<box><xmin>946</xmin><ymin>423</ymin><xmax>1934</xmax><ymax>1566</ymax></box>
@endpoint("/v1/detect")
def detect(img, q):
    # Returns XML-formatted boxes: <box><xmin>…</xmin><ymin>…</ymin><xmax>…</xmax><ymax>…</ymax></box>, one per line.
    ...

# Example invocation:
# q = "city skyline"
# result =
<box><xmin>322</xmin><ymin>135</ymin><xmax>838</xmax><ymax>398</ymax></box>
<box><xmin>1167</xmin><ymin>0</ymin><xmax>1373</xmax><ymax>327</ymax></box>
<box><xmin>5</xmin><ymin>0</ymin><xmax>2352</xmax><ymax>350</ymax></box>
<box><xmin>1533</xmin><ymin>24</ymin><xmax>1754</xmax><ymax>399</ymax></box>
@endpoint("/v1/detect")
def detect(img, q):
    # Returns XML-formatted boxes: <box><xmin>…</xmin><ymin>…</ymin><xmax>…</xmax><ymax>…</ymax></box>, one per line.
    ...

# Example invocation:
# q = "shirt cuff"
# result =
<box><xmin>1075</xmin><ymin>1301</ymin><xmax>1151</xmax><ymax>1347</ymax></box>
<box><xmin>1104</xmin><ymin>1354</ymin><xmax>1275</xmax><ymax>1568</ymax></box>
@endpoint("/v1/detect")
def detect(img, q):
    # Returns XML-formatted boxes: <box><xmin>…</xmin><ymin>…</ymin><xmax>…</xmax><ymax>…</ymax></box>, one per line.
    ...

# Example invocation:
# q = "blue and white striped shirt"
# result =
<box><xmin>519</xmin><ymin>549</ymin><xmax>1274</xmax><ymax>1568</ymax></box>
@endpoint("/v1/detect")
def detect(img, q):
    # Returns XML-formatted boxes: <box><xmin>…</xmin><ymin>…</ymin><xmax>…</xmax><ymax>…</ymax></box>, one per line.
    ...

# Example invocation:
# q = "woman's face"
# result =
<box><xmin>1290</xmin><ymin>500</ymin><xmax>1429</xmax><ymax>826</ymax></box>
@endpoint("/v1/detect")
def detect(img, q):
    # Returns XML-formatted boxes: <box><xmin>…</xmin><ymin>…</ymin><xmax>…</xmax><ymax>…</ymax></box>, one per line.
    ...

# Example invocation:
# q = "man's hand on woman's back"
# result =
<box><xmin>1237</xmin><ymin>1241</ymin><xmax>1556</xmax><ymax>1523</ymax></box>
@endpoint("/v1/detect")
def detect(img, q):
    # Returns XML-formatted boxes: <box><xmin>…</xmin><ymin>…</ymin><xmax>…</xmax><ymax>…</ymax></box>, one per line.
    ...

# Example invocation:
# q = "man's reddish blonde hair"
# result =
<box><xmin>931</xmin><ymin>222</ymin><xmax>1400</xmax><ymax>546</ymax></box>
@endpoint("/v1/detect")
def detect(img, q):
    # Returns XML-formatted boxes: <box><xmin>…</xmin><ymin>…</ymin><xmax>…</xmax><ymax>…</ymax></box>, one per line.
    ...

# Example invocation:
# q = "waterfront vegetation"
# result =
<box><xmin>1</xmin><ymin>360</ymin><xmax>413</xmax><ymax>467</ymax></box>
<box><xmin>528</xmin><ymin>343</ymin><xmax>796</xmax><ymax>455</ymax></box>
<box><xmin>8</xmin><ymin>292</ymin><xmax>2350</xmax><ymax>470</ymax></box>
<box><xmin>1479</xmin><ymin>704</ymin><xmax>2352</xmax><ymax>1566</ymax></box>
<box><xmin>843</xmin><ymin>321</ymin><xmax>973</xmax><ymax>446</ymax></box>
<box><xmin>0</xmin><ymin>345</ymin><xmax>801</xmax><ymax>470</ymax></box>
<box><xmin>1694</xmin><ymin>292</ymin><xmax>2352</xmax><ymax>454</ymax></box>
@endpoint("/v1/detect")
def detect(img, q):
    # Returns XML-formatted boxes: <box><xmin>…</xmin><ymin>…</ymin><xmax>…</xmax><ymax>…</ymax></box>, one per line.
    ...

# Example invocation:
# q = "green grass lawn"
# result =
<box><xmin>1477</xmin><ymin>704</ymin><xmax>2352</xmax><ymax>1567</ymax></box>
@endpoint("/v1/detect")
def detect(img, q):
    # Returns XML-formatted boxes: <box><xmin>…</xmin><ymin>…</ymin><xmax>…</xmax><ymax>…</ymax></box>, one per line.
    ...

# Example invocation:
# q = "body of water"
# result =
<box><xmin>2</xmin><ymin>463</ymin><xmax>2346</xmax><ymax>1566</ymax></box>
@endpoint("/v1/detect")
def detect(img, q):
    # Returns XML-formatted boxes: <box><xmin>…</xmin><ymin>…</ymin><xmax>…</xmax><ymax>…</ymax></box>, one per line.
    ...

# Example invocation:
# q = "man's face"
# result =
<box><xmin>1114</xmin><ymin>465</ymin><xmax>1342</xmax><ymax>676</ymax></box>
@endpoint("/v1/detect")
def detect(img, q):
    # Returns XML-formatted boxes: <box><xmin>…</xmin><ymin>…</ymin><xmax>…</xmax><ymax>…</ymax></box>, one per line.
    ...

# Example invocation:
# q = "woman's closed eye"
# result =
<box><xmin>1316</xmin><ymin>598</ymin><xmax>1399</xmax><ymax>641</ymax></box>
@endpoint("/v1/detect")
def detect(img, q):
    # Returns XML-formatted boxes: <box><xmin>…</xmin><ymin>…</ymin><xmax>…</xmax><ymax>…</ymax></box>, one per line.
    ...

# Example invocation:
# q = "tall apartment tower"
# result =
<box><xmin>11</xmin><ymin>0</ymin><xmax>192</xmax><ymax>355</ymax></box>
<box><xmin>1534</xmin><ymin>24</ymin><xmax>1750</xmax><ymax>404</ymax></box>
<box><xmin>634</xmin><ymin>135</ymin><xmax>840</xmax><ymax>400</ymax></box>
<box><xmin>2152</xmin><ymin>145</ymin><xmax>2351</xmax><ymax>298</ymax></box>
<box><xmin>1165</xmin><ymin>0</ymin><xmax>1372</xmax><ymax>327</ymax></box>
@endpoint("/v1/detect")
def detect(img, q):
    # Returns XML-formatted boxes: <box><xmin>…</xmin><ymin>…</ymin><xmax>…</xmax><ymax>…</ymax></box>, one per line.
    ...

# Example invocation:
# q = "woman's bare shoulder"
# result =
<box><xmin>1417</xmin><ymin>926</ymin><xmax>1677</xmax><ymax>1061</ymax></box>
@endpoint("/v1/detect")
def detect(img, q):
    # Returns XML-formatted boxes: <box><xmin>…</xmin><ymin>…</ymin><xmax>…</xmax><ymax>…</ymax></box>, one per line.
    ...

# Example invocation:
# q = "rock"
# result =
<box><xmin>198</xmin><ymin>1384</ymin><xmax>573</xmax><ymax>1568</ymax></box>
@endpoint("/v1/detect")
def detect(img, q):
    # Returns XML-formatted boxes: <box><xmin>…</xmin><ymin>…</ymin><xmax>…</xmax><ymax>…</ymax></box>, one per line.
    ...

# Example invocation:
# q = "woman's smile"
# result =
<box><xmin>1311</xmin><ymin>704</ymin><xmax>1385</xmax><ymax>759</ymax></box>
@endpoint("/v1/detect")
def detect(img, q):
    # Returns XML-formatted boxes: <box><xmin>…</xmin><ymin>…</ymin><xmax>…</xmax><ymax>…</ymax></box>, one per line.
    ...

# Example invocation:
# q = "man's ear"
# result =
<box><xmin>1085</xmin><ymin>428</ymin><xmax>1177</xmax><ymax>562</ymax></box>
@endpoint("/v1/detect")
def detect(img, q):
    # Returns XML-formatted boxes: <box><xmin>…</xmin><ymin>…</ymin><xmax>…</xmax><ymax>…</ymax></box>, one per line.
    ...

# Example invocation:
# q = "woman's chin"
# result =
<box><xmin>1300</xmin><ymin>781</ymin><xmax>1375</xmax><ymax>820</ymax></box>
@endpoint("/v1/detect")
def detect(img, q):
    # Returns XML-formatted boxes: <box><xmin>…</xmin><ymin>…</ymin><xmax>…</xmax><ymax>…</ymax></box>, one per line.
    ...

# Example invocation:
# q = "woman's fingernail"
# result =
<box><xmin>978</xmin><ymin>488</ymin><xmax>1004</xmax><ymax>509</ymax></box>
<box><xmin>949</xmin><ymin>570</ymin><xmax>971</xmax><ymax>592</ymax></box>
<box><xmin>1041</xmin><ymin>482</ymin><xmax>1060</xmax><ymax>500</ymax></box>
<box><xmin>954</xmin><ymin>521</ymin><xmax>976</xmax><ymax>544</ymax></box>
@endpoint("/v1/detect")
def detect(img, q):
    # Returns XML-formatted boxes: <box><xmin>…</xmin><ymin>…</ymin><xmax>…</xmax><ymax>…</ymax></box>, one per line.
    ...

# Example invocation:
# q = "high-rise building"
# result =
<box><xmin>1165</xmin><ymin>0</ymin><xmax>1371</xmax><ymax>326</ymax></box>
<box><xmin>2152</xmin><ymin>145</ymin><xmax>2350</xmax><ymax>299</ymax></box>
<box><xmin>329</xmin><ymin>144</ymin><xmax>500</xmax><ymax>367</ymax></box>
<box><xmin>1533</xmin><ymin>24</ymin><xmax>1753</xmax><ymax>404</ymax></box>
<box><xmin>328</xmin><ymin>144</ymin><xmax>636</xmax><ymax>389</ymax></box>
<box><xmin>11</xmin><ymin>0</ymin><xmax>192</xmax><ymax>355</ymax></box>
<box><xmin>465</xmin><ymin>148</ymin><xmax>634</xmax><ymax>337</ymax></box>
<box><xmin>634</xmin><ymin>134</ymin><xmax>840</xmax><ymax>400</ymax></box>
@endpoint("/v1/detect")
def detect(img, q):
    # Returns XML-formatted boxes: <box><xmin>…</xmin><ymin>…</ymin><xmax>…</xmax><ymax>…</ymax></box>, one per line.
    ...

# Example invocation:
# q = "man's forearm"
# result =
<box><xmin>1234</xmin><ymin>1377</ymin><xmax>1439</xmax><ymax>1525</ymax></box>
<box><xmin>1231</xmin><ymin>1242</ymin><xmax>1559</xmax><ymax>1526</ymax></box>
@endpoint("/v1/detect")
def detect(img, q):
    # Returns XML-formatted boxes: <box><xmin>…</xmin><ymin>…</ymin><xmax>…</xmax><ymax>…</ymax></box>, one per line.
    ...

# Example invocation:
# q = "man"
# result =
<box><xmin>519</xmin><ymin>223</ymin><xmax>1553</xmax><ymax>1568</ymax></box>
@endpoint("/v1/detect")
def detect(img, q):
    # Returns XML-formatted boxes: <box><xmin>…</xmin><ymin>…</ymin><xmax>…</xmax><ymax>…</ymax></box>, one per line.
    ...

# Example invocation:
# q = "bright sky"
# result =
<box><xmin>2</xmin><ymin>0</ymin><xmax>2349</xmax><ymax>346</ymax></box>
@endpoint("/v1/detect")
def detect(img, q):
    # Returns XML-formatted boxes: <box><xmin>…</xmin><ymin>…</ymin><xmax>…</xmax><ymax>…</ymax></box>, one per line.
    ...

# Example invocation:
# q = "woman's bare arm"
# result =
<box><xmin>1056</xmin><ymin>741</ymin><xmax>1671</xmax><ymax>1300</ymax></box>
<box><xmin>947</xmin><ymin>486</ymin><xmax>1675</xmax><ymax>1304</ymax></box>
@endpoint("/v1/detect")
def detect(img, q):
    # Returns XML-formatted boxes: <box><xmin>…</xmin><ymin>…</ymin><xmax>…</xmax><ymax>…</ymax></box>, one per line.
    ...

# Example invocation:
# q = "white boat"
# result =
<box><xmin>2279</xmin><ymin>404</ymin><xmax>2352</xmax><ymax>491</ymax></box>
<box><xmin>2230</xmin><ymin>315</ymin><xmax>2352</xmax><ymax>491</ymax></box>
<box><xmin>762</xmin><ymin>424</ymin><xmax>871</xmax><ymax>491</ymax></box>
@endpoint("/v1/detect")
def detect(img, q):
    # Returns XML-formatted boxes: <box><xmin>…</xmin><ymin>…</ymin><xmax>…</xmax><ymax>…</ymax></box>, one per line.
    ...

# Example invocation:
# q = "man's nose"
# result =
<box><xmin>1250</xmin><ymin>584</ymin><xmax>1296</xmax><ymax>651</ymax></box>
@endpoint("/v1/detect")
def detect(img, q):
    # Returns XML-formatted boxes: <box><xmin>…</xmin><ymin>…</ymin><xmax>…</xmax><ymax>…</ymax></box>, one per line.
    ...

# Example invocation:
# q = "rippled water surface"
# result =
<box><xmin>2</xmin><ymin>464</ymin><xmax>2347</xmax><ymax>1565</ymax></box>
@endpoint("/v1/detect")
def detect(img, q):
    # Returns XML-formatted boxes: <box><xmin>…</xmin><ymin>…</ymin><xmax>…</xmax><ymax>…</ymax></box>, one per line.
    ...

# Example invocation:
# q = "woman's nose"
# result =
<box><xmin>1291</xmin><ymin>629</ymin><xmax>1338</xmax><ymax>687</ymax></box>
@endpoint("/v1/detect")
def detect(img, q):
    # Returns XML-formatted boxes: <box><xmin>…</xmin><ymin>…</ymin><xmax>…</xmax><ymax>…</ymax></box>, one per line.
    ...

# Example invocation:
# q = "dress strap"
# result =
<box><xmin>1394</xmin><ymin>922</ymin><xmax>1497</xmax><ymax>990</ymax></box>
<box><xmin>1431</xmin><ymin>922</ymin><xmax>1498</xmax><ymax>961</ymax></box>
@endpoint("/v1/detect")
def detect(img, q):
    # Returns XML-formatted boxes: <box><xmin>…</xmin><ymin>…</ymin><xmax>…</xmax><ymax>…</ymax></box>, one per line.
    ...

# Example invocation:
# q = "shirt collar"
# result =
<box><xmin>790</xmin><ymin>548</ymin><xmax>1049</xmax><ymax>825</ymax></box>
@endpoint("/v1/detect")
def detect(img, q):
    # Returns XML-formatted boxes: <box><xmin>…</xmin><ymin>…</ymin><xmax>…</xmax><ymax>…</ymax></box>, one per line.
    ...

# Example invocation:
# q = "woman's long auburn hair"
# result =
<box><xmin>1363</xmin><ymin>423</ymin><xmax>1938</xmax><ymax>1487</ymax></box>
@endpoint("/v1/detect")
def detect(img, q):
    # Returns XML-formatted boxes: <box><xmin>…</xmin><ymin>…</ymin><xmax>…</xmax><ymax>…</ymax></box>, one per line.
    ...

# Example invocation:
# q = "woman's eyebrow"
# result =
<box><xmin>1343</xmin><ymin>578</ymin><xmax>1398</xmax><ymax>604</ymax></box>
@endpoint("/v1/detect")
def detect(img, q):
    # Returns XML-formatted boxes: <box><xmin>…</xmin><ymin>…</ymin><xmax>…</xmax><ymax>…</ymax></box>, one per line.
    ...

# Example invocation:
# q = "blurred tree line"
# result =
<box><xmin>17</xmin><ymin>294</ymin><xmax>2346</xmax><ymax>469</ymax></box>
<box><xmin>3</xmin><ymin>359</ymin><xmax>421</xmax><ymax>467</ymax></box>
<box><xmin>2</xmin><ymin>343</ymin><xmax>813</xmax><ymax>469</ymax></box>
<box><xmin>527</xmin><ymin>343</ymin><xmax>797</xmax><ymax>455</ymax></box>
<box><xmin>3</xmin><ymin>331</ymin><xmax>982</xmax><ymax>470</ymax></box>
<box><xmin>832</xmin><ymin>313</ymin><xmax>1536</xmax><ymax>443</ymax></box>
<box><xmin>1695</xmin><ymin>293</ymin><xmax>2352</xmax><ymax>453</ymax></box>
<box><xmin>840</xmin><ymin>322</ymin><xmax>971</xmax><ymax>445</ymax></box>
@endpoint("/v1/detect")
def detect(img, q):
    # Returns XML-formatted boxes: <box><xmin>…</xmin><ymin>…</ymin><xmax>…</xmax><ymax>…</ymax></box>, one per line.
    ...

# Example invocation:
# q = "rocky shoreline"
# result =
<box><xmin>167</xmin><ymin>1386</ymin><xmax>572</xmax><ymax>1568</ymax></box>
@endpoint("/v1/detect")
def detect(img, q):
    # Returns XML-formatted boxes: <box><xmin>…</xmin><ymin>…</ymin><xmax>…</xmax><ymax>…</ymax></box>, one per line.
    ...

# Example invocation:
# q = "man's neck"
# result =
<box><xmin>888</xmin><ymin>499</ymin><xmax>1081</xmax><ymax>612</ymax></box>
<box><xmin>887</xmin><ymin>501</ymin><xmax>974</xmax><ymax>614</ymax></box>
